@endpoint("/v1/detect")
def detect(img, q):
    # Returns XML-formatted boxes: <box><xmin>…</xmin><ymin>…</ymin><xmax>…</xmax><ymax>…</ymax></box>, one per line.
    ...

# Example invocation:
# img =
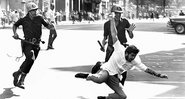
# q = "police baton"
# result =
<box><xmin>97</xmin><ymin>40</ymin><xmax>105</xmax><ymax>52</ymax></box>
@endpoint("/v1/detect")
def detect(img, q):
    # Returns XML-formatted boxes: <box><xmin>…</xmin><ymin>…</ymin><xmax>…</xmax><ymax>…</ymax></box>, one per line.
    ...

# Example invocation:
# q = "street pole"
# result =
<box><xmin>21</xmin><ymin>0</ymin><xmax>26</xmax><ymax>15</ymax></box>
<box><xmin>65</xmin><ymin>0</ymin><xmax>70</xmax><ymax>21</ymax></box>
<box><xmin>123</xmin><ymin>0</ymin><xmax>126</xmax><ymax>10</ymax></box>
<box><xmin>136</xmin><ymin>0</ymin><xmax>139</xmax><ymax>18</ymax></box>
<box><xmin>163</xmin><ymin>0</ymin><xmax>166</xmax><ymax>13</ymax></box>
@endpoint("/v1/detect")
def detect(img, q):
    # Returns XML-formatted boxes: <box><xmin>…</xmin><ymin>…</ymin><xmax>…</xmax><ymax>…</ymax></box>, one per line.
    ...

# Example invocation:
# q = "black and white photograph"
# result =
<box><xmin>0</xmin><ymin>0</ymin><xmax>184</xmax><ymax>99</ymax></box>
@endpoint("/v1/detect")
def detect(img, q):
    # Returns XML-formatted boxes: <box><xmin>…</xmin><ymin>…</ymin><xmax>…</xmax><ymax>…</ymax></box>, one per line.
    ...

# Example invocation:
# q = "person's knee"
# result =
<box><xmin>26</xmin><ymin>50</ymin><xmax>35</xmax><ymax>61</ymax></box>
<box><xmin>88</xmin><ymin>74</ymin><xmax>105</xmax><ymax>84</ymax></box>
<box><xmin>89</xmin><ymin>70</ymin><xmax>108</xmax><ymax>84</ymax></box>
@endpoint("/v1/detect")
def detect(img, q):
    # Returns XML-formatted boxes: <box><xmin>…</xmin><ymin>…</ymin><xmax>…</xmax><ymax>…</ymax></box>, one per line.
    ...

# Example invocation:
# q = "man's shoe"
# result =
<box><xmin>91</xmin><ymin>61</ymin><xmax>102</xmax><ymax>74</ymax></box>
<box><xmin>47</xmin><ymin>46</ymin><xmax>54</xmax><ymax>50</ymax></box>
<box><xmin>16</xmin><ymin>73</ymin><xmax>26</xmax><ymax>89</ymax></box>
<box><xmin>12</xmin><ymin>71</ymin><xmax>20</xmax><ymax>86</ymax></box>
<box><xmin>75</xmin><ymin>73</ymin><xmax>89</xmax><ymax>79</ymax></box>
<box><xmin>97</xmin><ymin>96</ymin><xmax>106</xmax><ymax>99</ymax></box>
<box><xmin>16</xmin><ymin>82</ymin><xmax>25</xmax><ymax>89</ymax></box>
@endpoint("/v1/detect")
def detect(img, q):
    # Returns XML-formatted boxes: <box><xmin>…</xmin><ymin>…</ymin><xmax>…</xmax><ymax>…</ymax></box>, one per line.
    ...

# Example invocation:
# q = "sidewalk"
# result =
<box><xmin>0</xmin><ymin>18</ymin><xmax>169</xmax><ymax>29</ymax></box>
<box><xmin>57</xmin><ymin>20</ymin><xmax>106</xmax><ymax>25</ymax></box>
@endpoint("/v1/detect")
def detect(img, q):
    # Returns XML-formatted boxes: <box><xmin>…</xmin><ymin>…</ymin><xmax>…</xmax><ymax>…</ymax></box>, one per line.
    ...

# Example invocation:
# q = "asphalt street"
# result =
<box><xmin>0</xmin><ymin>18</ymin><xmax>185</xmax><ymax>99</ymax></box>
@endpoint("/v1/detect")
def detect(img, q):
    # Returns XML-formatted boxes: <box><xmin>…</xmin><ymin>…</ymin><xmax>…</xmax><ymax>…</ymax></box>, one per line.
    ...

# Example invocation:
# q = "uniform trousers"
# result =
<box><xmin>19</xmin><ymin>41</ymin><xmax>40</xmax><ymax>74</ymax></box>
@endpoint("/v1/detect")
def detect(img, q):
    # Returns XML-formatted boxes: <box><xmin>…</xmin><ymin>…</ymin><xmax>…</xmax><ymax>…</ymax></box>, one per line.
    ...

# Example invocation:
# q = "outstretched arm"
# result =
<box><xmin>145</xmin><ymin>68</ymin><xmax>168</xmax><ymax>79</ymax></box>
<box><xmin>110</xmin><ymin>18</ymin><xmax>118</xmax><ymax>44</ymax></box>
<box><xmin>126</xmin><ymin>23</ymin><xmax>135</xmax><ymax>39</ymax></box>
<box><xmin>46</xmin><ymin>23</ymin><xmax>55</xmax><ymax>30</ymax></box>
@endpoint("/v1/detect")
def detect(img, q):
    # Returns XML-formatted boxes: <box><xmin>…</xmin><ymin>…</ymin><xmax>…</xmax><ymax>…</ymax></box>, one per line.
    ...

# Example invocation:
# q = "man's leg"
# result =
<box><xmin>15</xmin><ymin>45</ymin><xmax>39</xmax><ymax>89</ymax></box>
<box><xmin>47</xmin><ymin>26</ymin><xmax>57</xmax><ymax>50</ymax></box>
<box><xmin>12</xmin><ymin>70</ymin><xmax>21</xmax><ymax>86</ymax></box>
<box><xmin>105</xmin><ymin>76</ymin><xmax>127</xmax><ymax>99</ymax></box>
<box><xmin>87</xmin><ymin>70</ymin><xmax>109</xmax><ymax>84</ymax></box>
<box><xmin>16</xmin><ymin>73</ymin><xmax>26</xmax><ymax>89</ymax></box>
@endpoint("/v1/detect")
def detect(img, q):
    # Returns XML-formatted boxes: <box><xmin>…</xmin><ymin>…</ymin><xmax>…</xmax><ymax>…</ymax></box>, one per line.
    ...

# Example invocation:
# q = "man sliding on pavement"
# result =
<box><xmin>12</xmin><ymin>2</ymin><xmax>54</xmax><ymax>89</ymax></box>
<box><xmin>75</xmin><ymin>15</ymin><xmax>168</xmax><ymax>99</ymax></box>
<box><xmin>91</xmin><ymin>5</ymin><xmax>136</xmax><ymax>87</ymax></box>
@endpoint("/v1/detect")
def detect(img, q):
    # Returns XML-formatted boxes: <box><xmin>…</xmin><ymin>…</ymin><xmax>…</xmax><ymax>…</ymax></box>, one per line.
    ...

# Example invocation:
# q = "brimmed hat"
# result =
<box><xmin>26</xmin><ymin>2</ymin><xmax>38</xmax><ymax>12</ymax></box>
<box><xmin>111</xmin><ymin>6</ymin><xmax>123</xmax><ymax>13</ymax></box>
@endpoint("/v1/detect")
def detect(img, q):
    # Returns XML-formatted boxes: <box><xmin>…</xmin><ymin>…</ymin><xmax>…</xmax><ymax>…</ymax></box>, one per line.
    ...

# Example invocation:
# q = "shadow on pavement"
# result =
<box><xmin>51</xmin><ymin>65</ymin><xmax>93</xmax><ymax>73</ymax></box>
<box><xmin>0</xmin><ymin>87</ymin><xmax>20</xmax><ymax>99</ymax></box>
<box><xmin>77</xmin><ymin>96</ymin><xmax>89</xmax><ymax>99</ymax></box>
<box><xmin>50</xmin><ymin>47</ymin><xmax>185</xmax><ymax>98</ymax></box>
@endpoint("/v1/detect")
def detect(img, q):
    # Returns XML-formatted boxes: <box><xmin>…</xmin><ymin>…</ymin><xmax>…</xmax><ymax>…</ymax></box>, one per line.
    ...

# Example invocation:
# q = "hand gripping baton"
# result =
<box><xmin>97</xmin><ymin>40</ymin><xmax>105</xmax><ymax>52</ymax></box>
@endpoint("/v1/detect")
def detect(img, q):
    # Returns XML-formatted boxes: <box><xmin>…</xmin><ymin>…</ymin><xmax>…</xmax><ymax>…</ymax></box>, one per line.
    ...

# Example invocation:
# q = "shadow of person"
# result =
<box><xmin>51</xmin><ymin>65</ymin><xmax>92</xmax><ymax>73</ymax></box>
<box><xmin>0</xmin><ymin>87</ymin><xmax>20</xmax><ymax>99</ymax></box>
<box><xmin>77</xmin><ymin>96</ymin><xmax>89</xmax><ymax>99</ymax></box>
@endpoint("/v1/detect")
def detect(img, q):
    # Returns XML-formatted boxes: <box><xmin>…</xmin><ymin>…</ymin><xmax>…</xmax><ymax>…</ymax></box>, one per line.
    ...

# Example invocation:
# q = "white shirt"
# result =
<box><xmin>101</xmin><ymin>41</ymin><xmax>147</xmax><ymax>80</ymax></box>
<box><xmin>49</xmin><ymin>10</ymin><xmax>55</xmax><ymax>22</ymax></box>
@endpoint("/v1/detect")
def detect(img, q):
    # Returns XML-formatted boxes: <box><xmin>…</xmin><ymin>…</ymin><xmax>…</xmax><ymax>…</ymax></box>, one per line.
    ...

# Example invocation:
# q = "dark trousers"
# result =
<box><xmin>48</xmin><ymin>28</ymin><xmax>57</xmax><ymax>47</ymax></box>
<box><xmin>19</xmin><ymin>42</ymin><xmax>40</xmax><ymax>74</ymax></box>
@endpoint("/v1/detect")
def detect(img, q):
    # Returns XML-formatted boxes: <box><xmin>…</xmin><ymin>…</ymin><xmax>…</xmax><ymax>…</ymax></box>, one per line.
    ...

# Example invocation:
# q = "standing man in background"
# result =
<box><xmin>102</xmin><ymin>5</ymin><xmax>135</xmax><ymax>62</ymax></box>
<box><xmin>46</xmin><ymin>3</ymin><xmax>57</xmax><ymax>50</ymax></box>
<box><xmin>12</xmin><ymin>2</ymin><xmax>55</xmax><ymax>89</ymax></box>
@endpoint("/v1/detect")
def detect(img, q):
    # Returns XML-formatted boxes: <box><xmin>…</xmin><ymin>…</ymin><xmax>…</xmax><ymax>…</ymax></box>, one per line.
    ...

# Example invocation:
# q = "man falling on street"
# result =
<box><xmin>75</xmin><ymin>16</ymin><xmax>168</xmax><ymax>99</ymax></box>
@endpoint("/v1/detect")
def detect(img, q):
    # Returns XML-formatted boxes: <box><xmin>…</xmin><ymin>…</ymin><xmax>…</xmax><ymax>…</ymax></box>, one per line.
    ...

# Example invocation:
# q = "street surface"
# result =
<box><xmin>0</xmin><ymin>18</ymin><xmax>185</xmax><ymax>99</ymax></box>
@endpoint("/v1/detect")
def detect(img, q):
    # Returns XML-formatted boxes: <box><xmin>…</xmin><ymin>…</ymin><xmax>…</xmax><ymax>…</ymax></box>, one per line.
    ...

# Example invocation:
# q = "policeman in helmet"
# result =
<box><xmin>91</xmin><ymin>5</ymin><xmax>136</xmax><ymax>85</ymax></box>
<box><xmin>12</xmin><ymin>2</ymin><xmax>54</xmax><ymax>89</ymax></box>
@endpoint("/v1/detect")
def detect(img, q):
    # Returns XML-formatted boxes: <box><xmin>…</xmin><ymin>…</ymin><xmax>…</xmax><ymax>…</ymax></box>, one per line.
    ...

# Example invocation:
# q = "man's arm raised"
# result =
<box><xmin>110</xmin><ymin>18</ymin><xmax>118</xmax><ymax>44</ymax></box>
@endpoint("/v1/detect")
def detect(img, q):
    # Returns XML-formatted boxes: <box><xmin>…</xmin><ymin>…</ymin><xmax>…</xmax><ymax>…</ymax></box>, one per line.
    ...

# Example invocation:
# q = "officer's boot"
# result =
<box><xmin>17</xmin><ymin>73</ymin><xmax>26</xmax><ymax>89</ymax></box>
<box><xmin>12</xmin><ymin>70</ymin><xmax>21</xmax><ymax>86</ymax></box>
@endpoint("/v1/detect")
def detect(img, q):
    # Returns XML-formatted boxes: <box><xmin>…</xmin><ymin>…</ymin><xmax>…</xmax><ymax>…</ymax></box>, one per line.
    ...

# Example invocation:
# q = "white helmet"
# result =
<box><xmin>26</xmin><ymin>2</ymin><xmax>38</xmax><ymax>12</ymax></box>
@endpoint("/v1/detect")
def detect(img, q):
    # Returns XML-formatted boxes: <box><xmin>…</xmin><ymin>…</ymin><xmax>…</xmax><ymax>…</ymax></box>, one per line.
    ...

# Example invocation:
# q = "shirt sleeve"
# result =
<box><xmin>125</xmin><ymin>19</ymin><xmax>130</xmax><ymax>28</ymax></box>
<box><xmin>14</xmin><ymin>18</ymin><xmax>23</xmax><ymax>27</ymax></box>
<box><xmin>103</xmin><ymin>21</ymin><xmax>110</xmax><ymax>37</ymax></box>
<box><xmin>132</xmin><ymin>56</ymin><xmax>148</xmax><ymax>71</ymax></box>
<box><xmin>41</xmin><ymin>16</ymin><xmax>49</xmax><ymax>27</ymax></box>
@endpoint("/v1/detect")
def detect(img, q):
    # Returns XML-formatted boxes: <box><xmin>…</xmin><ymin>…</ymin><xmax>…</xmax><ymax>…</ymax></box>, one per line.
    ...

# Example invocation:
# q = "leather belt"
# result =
<box><xmin>25</xmin><ymin>38</ymin><xmax>40</xmax><ymax>44</ymax></box>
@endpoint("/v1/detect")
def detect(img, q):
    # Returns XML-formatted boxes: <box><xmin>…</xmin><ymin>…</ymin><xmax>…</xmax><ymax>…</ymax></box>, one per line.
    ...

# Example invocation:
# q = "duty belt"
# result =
<box><xmin>25</xmin><ymin>38</ymin><xmax>40</xmax><ymax>44</ymax></box>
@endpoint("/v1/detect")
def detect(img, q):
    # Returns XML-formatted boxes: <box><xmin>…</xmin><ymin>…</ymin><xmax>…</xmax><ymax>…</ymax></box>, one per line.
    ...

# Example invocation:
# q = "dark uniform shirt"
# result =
<box><xmin>14</xmin><ymin>14</ymin><xmax>49</xmax><ymax>39</ymax></box>
<box><xmin>104</xmin><ymin>18</ymin><xmax>130</xmax><ymax>46</ymax></box>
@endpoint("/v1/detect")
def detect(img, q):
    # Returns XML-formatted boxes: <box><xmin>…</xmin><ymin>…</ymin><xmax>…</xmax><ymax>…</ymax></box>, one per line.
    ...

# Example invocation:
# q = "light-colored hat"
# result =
<box><xmin>111</xmin><ymin>6</ymin><xmax>123</xmax><ymax>13</ymax></box>
<box><xmin>26</xmin><ymin>2</ymin><xmax>38</xmax><ymax>12</ymax></box>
